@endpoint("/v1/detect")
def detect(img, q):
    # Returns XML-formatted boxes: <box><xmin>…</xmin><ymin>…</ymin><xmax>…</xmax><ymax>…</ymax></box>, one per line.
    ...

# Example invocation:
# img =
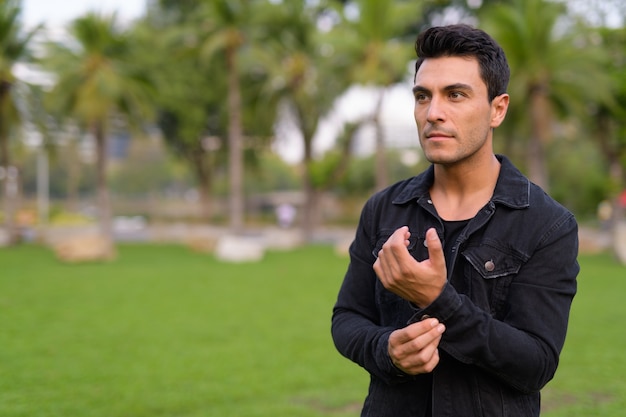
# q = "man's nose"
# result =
<box><xmin>426</xmin><ymin>96</ymin><xmax>446</xmax><ymax>123</ymax></box>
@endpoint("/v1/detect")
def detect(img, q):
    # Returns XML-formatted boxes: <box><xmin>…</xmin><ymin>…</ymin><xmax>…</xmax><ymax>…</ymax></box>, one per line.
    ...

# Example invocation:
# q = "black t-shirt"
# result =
<box><xmin>442</xmin><ymin>218</ymin><xmax>470</xmax><ymax>272</ymax></box>
<box><xmin>423</xmin><ymin>218</ymin><xmax>470</xmax><ymax>416</ymax></box>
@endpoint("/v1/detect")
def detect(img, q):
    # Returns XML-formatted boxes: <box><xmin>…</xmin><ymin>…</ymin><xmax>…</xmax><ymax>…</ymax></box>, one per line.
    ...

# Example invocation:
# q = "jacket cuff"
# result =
<box><xmin>375</xmin><ymin>330</ymin><xmax>415</xmax><ymax>383</ymax></box>
<box><xmin>407</xmin><ymin>281</ymin><xmax>462</xmax><ymax>324</ymax></box>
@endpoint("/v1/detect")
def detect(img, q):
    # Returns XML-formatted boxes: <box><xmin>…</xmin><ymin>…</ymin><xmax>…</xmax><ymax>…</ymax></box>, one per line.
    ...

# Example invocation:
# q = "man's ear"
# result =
<box><xmin>490</xmin><ymin>93</ymin><xmax>509</xmax><ymax>128</ymax></box>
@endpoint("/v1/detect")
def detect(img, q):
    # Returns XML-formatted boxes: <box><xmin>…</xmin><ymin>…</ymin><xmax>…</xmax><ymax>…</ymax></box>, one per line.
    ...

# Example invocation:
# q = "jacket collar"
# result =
<box><xmin>392</xmin><ymin>154</ymin><xmax>530</xmax><ymax>209</ymax></box>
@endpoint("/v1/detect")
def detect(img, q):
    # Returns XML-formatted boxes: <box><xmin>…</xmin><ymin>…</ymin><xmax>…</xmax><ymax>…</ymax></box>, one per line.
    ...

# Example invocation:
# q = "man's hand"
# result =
<box><xmin>388</xmin><ymin>318</ymin><xmax>446</xmax><ymax>375</ymax></box>
<box><xmin>373</xmin><ymin>226</ymin><xmax>447</xmax><ymax>307</ymax></box>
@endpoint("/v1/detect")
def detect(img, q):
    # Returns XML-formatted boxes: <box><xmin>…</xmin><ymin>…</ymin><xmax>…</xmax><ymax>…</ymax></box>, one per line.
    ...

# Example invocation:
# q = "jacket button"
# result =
<box><xmin>484</xmin><ymin>260</ymin><xmax>495</xmax><ymax>272</ymax></box>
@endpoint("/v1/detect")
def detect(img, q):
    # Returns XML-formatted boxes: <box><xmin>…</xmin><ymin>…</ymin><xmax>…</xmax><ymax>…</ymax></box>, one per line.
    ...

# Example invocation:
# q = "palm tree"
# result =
<box><xmin>185</xmin><ymin>0</ymin><xmax>250</xmax><ymax>234</ymax></box>
<box><xmin>142</xmin><ymin>1</ymin><xmax>279</xmax><ymax>226</ymax></box>
<box><xmin>0</xmin><ymin>0</ymin><xmax>40</xmax><ymax>244</ymax></box>
<box><xmin>133</xmin><ymin>11</ymin><xmax>224</xmax><ymax>222</ymax></box>
<box><xmin>591</xmin><ymin>26</ymin><xmax>626</xmax><ymax>262</ymax></box>
<box><xmin>480</xmin><ymin>0</ymin><xmax>612</xmax><ymax>191</ymax></box>
<box><xmin>253</xmin><ymin>0</ymin><xmax>353</xmax><ymax>240</ymax></box>
<box><xmin>42</xmin><ymin>13</ymin><xmax>154</xmax><ymax>241</ymax></box>
<box><xmin>336</xmin><ymin>0</ymin><xmax>422</xmax><ymax>190</ymax></box>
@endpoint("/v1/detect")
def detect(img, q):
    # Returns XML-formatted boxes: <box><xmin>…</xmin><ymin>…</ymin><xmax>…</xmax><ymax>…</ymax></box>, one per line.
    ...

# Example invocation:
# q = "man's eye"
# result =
<box><xmin>415</xmin><ymin>93</ymin><xmax>428</xmax><ymax>102</ymax></box>
<box><xmin>450</xmin><ymin>91</ymin><xmax>464</xmax><ymax>99</ymax></box>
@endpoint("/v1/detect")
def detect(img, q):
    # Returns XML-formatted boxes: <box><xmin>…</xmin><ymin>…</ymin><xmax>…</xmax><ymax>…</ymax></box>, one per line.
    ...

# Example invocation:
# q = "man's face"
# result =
<box><xmin>413</xmin><ymin>56</ymin><xmax>508</xmax><ymax>166</ymax></box>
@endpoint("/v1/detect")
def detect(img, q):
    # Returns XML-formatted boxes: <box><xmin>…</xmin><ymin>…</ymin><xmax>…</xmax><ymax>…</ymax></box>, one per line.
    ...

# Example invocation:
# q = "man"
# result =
<box><xmin>331</xmin><ymin>24</ymin><xmax>579</xmax><ymax>417</ymax></box>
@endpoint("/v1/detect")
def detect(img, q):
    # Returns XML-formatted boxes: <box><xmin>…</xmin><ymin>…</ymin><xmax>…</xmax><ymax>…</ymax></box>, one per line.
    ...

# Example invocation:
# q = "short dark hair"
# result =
<box><xmin>414</xmin><ymin>24</ymin><xmax>510</xmax><ymax>102</ymax></box>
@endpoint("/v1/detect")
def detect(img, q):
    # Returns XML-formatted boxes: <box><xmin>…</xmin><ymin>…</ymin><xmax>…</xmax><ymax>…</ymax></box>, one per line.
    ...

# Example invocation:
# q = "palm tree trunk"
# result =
<box><xmin>609</xmin><ymin>160</ymin><xmax>625</xmax><ymax>263</ymax></box>
<box><xmin>0</xmin><ymin>84</ymin><xmax>18</xmax><ymax>244</ymax></box>
<box><xmin>36</xmin><ymin>147</ymin><xmax>49</xmax><ymax>227</ymax></box>
<box><xmin>374</xmin><ymin>88</ymin><xmax>388</xmax><ymax>191</ymax></box>
<box><xmin>226</xmin><ymin>46</ymin><xmax>244</xmax><ymax>234</ymax></box>
<box><xmin>94</xmin><ymin>121</ymin><xmax>112</xmax><ymax>240</ymax></box>
<box><xmin>190</xmin><ymin>150</ymin><xmax>213</xmax><ymax>221</ymax></box>
<box><xmin>527</xmin><ymin>85</ymin><xmax>550</xmax><ymax>191</ymax></box>
<box><xmin>301</xmin><ymin>147</ymin><xmax>315</xmax><ymax>242</ymax></box>
<box><xmin>594</xmin><ymin>111</ymin><xmax>625</xmax><ymax>262</ymax></box>
<box><xmin>294</xmin><ymin>99</ymin><xmax>317</xmax><ymax>242</ymax></box>
<box><xmin>0</xmin><ymin>132</ymin><xmax>11</xmax><ymax>233</ymax></box>
<box><xmin>66</xmin><ymin>140</ymin><xmax>81</xmax><ymax>212</ymax></box>
<box><xmin>0</xmin><ymin>161</ymin><xmax>19</xmax><ymax>244</ymax></box>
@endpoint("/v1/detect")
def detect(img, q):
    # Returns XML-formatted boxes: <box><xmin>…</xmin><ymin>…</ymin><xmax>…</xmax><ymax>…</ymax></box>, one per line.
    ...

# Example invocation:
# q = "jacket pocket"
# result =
<box><xmin>462</xmin><ymin>243</ymin><xmax>525</xmax><ymax>317</ymax></box>
<box><xmin>371</xmin><ymin>229</ymin><xmax>419</xmax><ymax>260</ymax></box>
<box><xmin>463</xmin><ymin>242</ymin><xmax>524</xmax><ymax>279</ymax></box>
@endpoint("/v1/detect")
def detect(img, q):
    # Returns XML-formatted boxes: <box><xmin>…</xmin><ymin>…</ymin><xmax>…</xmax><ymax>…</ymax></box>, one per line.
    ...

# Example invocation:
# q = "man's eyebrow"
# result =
<box><xmin>412</xmin><ymin>85</ymin><xmax>429</xmax><ymax>94</ymax></box>
<box><xmin>444</xmin><ymin>83</ymin><xmax>473</xmax><ymax>91</ymax></box>
<box><xmin>412</xmin><ymin>83</ymin><xmax>474</xmax><ymax>94</ymax></box>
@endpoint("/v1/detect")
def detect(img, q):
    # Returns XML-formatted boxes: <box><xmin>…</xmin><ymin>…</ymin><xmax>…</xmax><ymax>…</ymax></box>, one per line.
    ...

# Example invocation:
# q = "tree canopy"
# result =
<box><xmin>1</xmin><ymin>0</ymin><xmax>625</xmax><ymax>245</ymax></box>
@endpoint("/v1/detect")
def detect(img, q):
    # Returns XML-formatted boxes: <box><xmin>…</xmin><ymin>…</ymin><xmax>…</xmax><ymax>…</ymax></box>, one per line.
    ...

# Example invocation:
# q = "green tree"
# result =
<box><xmin>480</xmin><ymin>0</ymin><xmax>613</xmax><ymax>191</ymax></box>
<box><xmin>42</xmin><ymin>13</ymin><xmax>154</xmax><ymax>240</ymax></box>
<box><xmin>591</xmin><ymin>26</ymin><xmax>626</xmax><ymax>260</ymax></box>
<box><xmin>254</xmin><ymin>0</ymin><xmax>353</xmax><ymax>240</ymax></box>
<box><xmin>181</xmin><ymin>0</ymin><xmax>251</xmax><ymax>233</ymax></box>
<box><xmin>0</xmin><ymin>0</ymin><xmax>40</xmax><ymax>244</ymax></box>
<box><xmin>141</xmin><ymin>0</ymin><xmax>278</xmax><ymax>225</ymax></box>
<box><xmin>136</xmin><ymin>12</ymin><xmax>225</xmax><ymax>221</ymax></box>
<box><xmin>335</xmin><ymin>0</ymin><xmax>424</xmax><ymax>190</ymax></box>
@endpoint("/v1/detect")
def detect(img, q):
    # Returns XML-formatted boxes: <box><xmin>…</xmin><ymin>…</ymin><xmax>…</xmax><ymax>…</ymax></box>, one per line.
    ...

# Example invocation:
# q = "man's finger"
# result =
<box><xmin>390</xmin><ymin>318</ymin><xmax>441</xmax><ymax>344</ymax></box>
<box><xmin>383</xmin><ymin>226</ymin><xmax>414</xmax><ymax>266</ymax></box>
<box><xmin>425</xmin><ymin>228</ymin><xmax>446</xmax><ymax>271</ymax></box>
<box><xmin>374</xmin><ymin>227</ymin><xmax>408</xmax><ymax>281</ymax></box>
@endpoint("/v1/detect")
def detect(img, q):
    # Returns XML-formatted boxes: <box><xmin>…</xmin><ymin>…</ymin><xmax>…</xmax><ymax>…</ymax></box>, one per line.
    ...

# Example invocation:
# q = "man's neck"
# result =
<box><xmin>430</xmin><ymin>154</ymin><xmax>501</xmax><ymax>221</ymax></box>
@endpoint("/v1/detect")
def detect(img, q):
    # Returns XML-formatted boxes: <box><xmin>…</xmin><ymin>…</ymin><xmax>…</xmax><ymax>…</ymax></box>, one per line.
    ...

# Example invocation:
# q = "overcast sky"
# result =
<box><xmin>21</xmin><ymin>0</ymin><xmax>146</xmax><ymax>28</ymax></box>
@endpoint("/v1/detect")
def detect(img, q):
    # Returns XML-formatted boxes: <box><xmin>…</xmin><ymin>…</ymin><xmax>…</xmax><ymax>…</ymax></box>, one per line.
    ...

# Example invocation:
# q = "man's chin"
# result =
<box><xmin>423</xmin><ymin>152</ymin><xmax>458</xmax><ymax>165</ymax></box>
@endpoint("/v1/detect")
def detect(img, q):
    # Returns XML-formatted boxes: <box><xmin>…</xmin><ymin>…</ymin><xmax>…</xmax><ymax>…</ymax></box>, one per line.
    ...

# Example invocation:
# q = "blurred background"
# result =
<box><xmin>1</xmin><ymin>0</ymin><xmax>625</xmax><ymax>261</ymax></box>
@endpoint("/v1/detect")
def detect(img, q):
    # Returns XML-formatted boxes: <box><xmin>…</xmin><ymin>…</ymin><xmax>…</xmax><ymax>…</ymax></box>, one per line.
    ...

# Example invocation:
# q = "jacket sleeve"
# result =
<box><xmin>414</xmin><ymin>210</ymin><xmax>579</xmax><ymax>393</ymax></box>
<box><xmin>331</xmin><ymin>198</ymin><xmax>413</xmax><ymax>385</ymax></box>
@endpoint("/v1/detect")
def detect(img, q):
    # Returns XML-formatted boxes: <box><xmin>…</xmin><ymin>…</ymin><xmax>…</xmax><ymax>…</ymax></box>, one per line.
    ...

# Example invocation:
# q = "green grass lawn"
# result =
<box><xmin>0</xmin><ymin>244</ymin><xmax>624</xmax><ymax>416</ymax></box>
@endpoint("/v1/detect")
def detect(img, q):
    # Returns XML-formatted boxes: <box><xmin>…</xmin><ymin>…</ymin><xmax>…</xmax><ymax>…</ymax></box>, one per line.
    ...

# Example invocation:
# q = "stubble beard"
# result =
<box><xmin>420</xmin><ymin>137</ymin><xmax>489</xmax><ymax>167</ymax></box>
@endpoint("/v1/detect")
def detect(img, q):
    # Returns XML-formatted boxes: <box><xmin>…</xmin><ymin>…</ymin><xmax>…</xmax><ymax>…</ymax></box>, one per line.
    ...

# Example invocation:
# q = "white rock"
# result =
<box><xmin>615</xmin><ymin>222</ymin><xmax>626</xmax><ymax>265</ymax></box>
<box><xmin>215</xmin><ymin>235</ymin><xmax>265</xmax><ymax>263</ymax></box>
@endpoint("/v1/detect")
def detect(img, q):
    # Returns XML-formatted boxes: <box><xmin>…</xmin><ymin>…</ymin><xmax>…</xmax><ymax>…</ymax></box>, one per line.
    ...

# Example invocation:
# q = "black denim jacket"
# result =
<box><xmin>331</xmin><ymin>155</ymin><xmax>579</xmax><ymax>417</ymax></box>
